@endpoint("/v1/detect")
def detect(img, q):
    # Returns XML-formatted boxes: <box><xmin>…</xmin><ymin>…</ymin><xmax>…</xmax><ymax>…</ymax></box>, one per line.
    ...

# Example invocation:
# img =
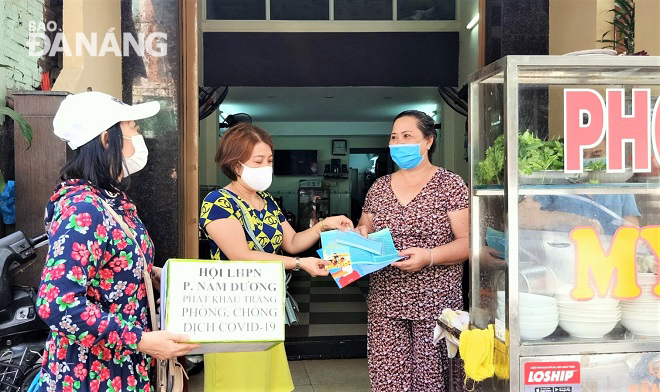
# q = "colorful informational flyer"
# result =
<box><xmin>318</xmin><ymin>229</ymin><xmax>402</xmax><ymax>288</ymax></box>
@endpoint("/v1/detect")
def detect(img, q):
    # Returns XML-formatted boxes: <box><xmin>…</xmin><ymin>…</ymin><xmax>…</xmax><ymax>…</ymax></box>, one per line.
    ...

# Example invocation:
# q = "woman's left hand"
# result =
<box><xmin>150</xmin><ymin>266</ymin><xmax>162</xmax><ymax>291</ymax></box>
<box><xmin>320</xmin><ymin>215</ymin><xmax>354</xmax><ymax>232</ymax></box>
<box><xmin>393</xmin><ymin>247</ymin><xmax>431</xmax><ymax>272</ymax></box>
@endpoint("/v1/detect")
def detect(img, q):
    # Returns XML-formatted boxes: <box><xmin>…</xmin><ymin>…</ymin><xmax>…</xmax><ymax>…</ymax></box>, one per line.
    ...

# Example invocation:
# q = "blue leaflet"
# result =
<box><xmin>319</xmin><ymin>229</ymin><xmax>401</xmax><ymax>288</ymax></box>
<box><xmin>335</xmin><ymin>230</ymin><xmax>383</xmax><ymax>255</ymax></box>
<box><xmin>319</xmin><ymin>229</ymin><xmax>401</xmax><ymax>264</ymax></box>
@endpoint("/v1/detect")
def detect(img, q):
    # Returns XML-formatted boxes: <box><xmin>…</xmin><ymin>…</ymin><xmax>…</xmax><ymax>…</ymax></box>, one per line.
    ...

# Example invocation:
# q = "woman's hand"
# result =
<box><xmin>150</xmin><ymin>266</ymin><xmax>162</xmax><ymax>291</ymax></box>
<box><xmin>137</xmin><ymin>331</ymin><xmax>200</xmax><ymax>360</ymax></box>
<box><xmin>392</xmin><ymin>247</ymin><xmax>431</xmax><ymax>273</ymax></box>
<box><xmin>480</xmin><ymin>246</ymin><xmax>506</xmax><ymax>270</ymax></box>
<box><xmin>300</xmin><ymin>257</ymin><xmax>330</xmax><ymax>277</ymax></box>
<box><xmin>579</xmin><ymin>217</ymin><xmax>605</xmax><ymax>235</ymax></box>
<box><xmin>319</xmin><ymin>216</ymin><xmax>354</xmax><ymax>232</ymax></box>
<box><xmin>354</xmin><ymin>225</ymin><xmax>370</xmax><ymax>238</ymax></box>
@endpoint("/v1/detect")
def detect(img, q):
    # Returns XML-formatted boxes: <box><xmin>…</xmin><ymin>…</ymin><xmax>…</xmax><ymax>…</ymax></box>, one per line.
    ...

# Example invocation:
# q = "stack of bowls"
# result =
<box><xmin>555</xmin><ymin>291</ymin><xmax>620</xmax><ymax>338</ymax></box>
<box><xmin>496</xmin><ymin>291</ymin><xmax>558</xmax><ymax>340</ymax></box>
<box><xmin>620</xmin><ymin>273</ymin><xmax>660</xmax><ymax>336</ymax></box>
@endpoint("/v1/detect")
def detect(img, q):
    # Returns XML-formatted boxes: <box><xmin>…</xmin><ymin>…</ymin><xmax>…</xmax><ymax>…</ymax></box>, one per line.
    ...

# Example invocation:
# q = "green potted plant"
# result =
<box><xmin>598</xmin><ymin>0</ymin><xmax>646</xmax><ymax>55</ymax></box>
<box><xmin>0</xmin><ymin>64</ymin><xmax>33</xmax><ymax>193</ymax></box>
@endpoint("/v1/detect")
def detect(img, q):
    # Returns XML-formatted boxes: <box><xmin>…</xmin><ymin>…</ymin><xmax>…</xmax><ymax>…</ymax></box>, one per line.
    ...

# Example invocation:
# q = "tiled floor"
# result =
<box><xmin>187</xmin><ymin>358</ymin><xmax>370</xmax><ymax>391</ymax></box>
<box><xmin>287</xmin><ymin>272</ymin><xmax>370</xmax><ymax>338</ymax></box>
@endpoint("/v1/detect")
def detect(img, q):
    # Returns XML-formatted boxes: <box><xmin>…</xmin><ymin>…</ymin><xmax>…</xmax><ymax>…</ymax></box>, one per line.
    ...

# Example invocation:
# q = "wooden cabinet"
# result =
<box><xmin>12</xmin><ymin>91</ymin><xmax>69</xmax><ymax>285</ymax></box>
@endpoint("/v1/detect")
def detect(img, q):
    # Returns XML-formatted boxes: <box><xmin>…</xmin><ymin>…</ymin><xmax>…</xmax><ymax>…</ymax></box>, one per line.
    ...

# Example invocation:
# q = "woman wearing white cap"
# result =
<box><xmin>35</xmin><ymin>92</ymin><xmax>198</xmax><ymax>392</ymax></box>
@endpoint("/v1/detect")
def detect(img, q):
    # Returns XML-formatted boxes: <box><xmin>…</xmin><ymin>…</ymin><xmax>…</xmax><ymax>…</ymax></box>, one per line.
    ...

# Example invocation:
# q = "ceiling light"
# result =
<box><xmin>466</xmin><ymin>13</ymin><xmax>479</xmax><ymax>30</ymax></box>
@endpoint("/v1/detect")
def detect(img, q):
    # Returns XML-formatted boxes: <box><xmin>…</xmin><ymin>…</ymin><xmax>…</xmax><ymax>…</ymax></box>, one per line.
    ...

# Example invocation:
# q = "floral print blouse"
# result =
<box><xmin>36</xmin><ymin>180</ymin><xmax>155</xmax><ymax>392</ymax></box>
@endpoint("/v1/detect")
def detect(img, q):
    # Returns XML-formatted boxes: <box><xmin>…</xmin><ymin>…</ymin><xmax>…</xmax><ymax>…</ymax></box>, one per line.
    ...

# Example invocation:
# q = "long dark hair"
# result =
<box><xmin>60</xmin><ymin>123</ymin><xmax>124</xmax><ymax>191</ymax></box>
<box><xmin>394</xmin><ymin>110</ymin><xmax>437</xmax><ymax>158</ymax></box>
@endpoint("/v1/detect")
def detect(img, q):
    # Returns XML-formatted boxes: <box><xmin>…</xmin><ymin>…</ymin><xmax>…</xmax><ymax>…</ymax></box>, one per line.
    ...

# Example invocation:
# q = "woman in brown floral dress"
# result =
<box><xmin>356</xmin><ymin>110</ymin><xmax>469</xmax><ymax>391</ymax></box>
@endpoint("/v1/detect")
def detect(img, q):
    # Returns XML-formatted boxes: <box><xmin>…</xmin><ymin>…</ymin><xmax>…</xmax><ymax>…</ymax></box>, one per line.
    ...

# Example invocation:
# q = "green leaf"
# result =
<box><xmin>0</xmin><ymin>106</ymin><xmax>32</xmax><ymax>148</ymax></box>
<box><xmin>0</xmin><ymin>170</ymin><xmax>4</xmax><ymax>194</ymax></box>
<box><xmin>615</xmin><ymin>0</ymin><xmax>634</xmax><ymax>14</ymax></box>
<box><xmin>612</xmin><ymin>19</ymin><xmax>634</xmax><ymax>36</ymax></box>
<box><xmin>611</xmin><ymin>8</ymin><xmax>632</xmax><ymax>22</ymax></box>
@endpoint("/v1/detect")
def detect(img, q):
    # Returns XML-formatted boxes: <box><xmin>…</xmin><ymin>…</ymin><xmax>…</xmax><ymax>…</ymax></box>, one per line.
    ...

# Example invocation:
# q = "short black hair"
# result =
<box><xmin>394</xmin><ymin>110</ymin><xmax>437</xmax><ymax>157</ymax></box>
<box><xmin>60</xmin><ymin>122</ymin><xmax>124</xmax><ymax>191</ymax></box>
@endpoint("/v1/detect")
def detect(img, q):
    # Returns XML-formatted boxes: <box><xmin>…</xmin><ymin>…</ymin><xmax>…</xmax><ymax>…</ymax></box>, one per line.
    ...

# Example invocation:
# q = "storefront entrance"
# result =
<box><xmin>198</xmin><ymin>86</ymin><xmax>444</xmax><ymax>358</ymax></box>
<box><xmin>194</xmin><ymin>0</ymin><xmax>468</xmax><ymax>360</ymax></box>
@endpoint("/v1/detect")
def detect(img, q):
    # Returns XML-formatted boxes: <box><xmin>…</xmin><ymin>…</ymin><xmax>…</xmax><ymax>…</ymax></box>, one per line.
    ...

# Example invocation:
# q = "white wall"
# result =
<box><xmin>436</xmin><ymin>0</ymin><xmax>478</xmax><ymax>182</ymax></box>
<box><xmin>199</xmin><ymin>121</ymin><xmax>391</xmax><ymax>216</ymax></box>
<box><xmin>199</xmin><ymin>119</ymin><xmax>393</xmax><ymax>185</ymax></box>
<box><xmin>458</xmin><ymin>0</ymin><xmax>480</xmax><ymax>87</ymax></box>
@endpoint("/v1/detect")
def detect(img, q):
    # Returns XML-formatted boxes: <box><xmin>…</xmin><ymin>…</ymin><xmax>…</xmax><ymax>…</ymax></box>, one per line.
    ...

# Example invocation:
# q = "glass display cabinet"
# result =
<box><xmin>469</xmin><ymin>55</ymin><xmax>660</xmax><ymax>392</ymax></box>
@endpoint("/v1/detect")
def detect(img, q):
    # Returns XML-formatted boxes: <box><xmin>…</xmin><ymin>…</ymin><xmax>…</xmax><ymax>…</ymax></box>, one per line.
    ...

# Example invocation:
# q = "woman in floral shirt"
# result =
<box><xmin>37</xmin><ymin>92</ymin><xmax>198</xmax><ymax>392</ymax></box>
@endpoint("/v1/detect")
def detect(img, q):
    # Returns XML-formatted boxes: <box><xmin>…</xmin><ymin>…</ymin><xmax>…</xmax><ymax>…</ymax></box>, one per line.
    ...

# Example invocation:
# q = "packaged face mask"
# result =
<box><xmin>335</xmin><ymin>231</ymin><xmax>383</xmax><ymax>255</ymax></box>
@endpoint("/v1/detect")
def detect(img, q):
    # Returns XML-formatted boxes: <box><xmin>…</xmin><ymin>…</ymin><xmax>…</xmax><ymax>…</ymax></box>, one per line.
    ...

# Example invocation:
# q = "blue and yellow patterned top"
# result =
<box><xmin>199</xmin><ymin>189</ymin><xmax>286</xmax><ymax>260</ymax></box>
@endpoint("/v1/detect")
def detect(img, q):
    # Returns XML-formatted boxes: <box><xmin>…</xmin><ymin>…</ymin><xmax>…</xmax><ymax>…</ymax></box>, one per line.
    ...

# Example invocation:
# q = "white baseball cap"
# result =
<box><xmin>53</xmin><ymin>91</ymin><xmax>160</xmax><ymax>150</ymax></box>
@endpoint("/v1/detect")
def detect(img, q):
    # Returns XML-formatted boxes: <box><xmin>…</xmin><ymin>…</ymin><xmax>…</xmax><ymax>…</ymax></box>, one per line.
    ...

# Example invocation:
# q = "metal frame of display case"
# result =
<box><xmin>468</xmin><ymin>55</ymin><xmax>660</xmax><ymax>391</ymax></box>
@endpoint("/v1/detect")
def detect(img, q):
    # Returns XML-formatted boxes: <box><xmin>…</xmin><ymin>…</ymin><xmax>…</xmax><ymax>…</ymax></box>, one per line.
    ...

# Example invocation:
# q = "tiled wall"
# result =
<box><xmin>0</xmin><ymin>0</ymin><xmax>45</xmax><ymax>102</ymax></box>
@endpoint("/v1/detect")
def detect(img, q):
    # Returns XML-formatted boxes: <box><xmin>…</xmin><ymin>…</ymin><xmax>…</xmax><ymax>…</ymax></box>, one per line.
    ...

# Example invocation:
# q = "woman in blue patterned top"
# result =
<box><xmin>200</xmin><ymin>123</ymin><xmax>353</xmax><ymax>392</ymax></box>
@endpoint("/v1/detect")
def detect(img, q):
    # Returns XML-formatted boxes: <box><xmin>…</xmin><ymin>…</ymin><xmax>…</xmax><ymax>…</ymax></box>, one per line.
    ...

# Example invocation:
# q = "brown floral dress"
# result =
<box><xmin>363</xmin><ymin>168</ymin><xmax>468</xmax><ymax>391</ymax></box>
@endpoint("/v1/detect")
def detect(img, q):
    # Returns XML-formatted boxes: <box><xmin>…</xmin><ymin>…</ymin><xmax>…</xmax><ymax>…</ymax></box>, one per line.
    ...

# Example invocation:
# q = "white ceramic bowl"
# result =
<box><xmin>497</xmin><ymin>291</ymin><xmax>557</xmax><ymax>308</ymax></box>
<box><xmin>520</xmin><ymin>313</ymin><xmax>559</xmax><ymax>324</ymax></box>
<box><xmin>520</xmin><ymin>319</ymin><xmax>559</xmax><ymax>340</ymax></box>
<box><xmin>626</xmin><ymin>291</ymin><xmax>660</xmax><ymax>301</ymax></box>
<box><xmin>555</xmin><ymin>293</ymin><xmax>619</xmax><ymax>304</ymax></box>
<box><xmin>558</xmin><ymin>302</ymin><xmax>620</xmax><ymax>310</ymax></box>
<box><xmin>621</xmin><ymin>310</ymin><xmax>660</xmax><ymax>319</ymax></box>
<box><xmin>637</xmin><ymin>273</ymin><xmax>658</xmax><ymax>286</ymax></box>
<box><xmin>559</xmin><ymin>318</ymin><xmax>619</xmax><ymax>338</ymax></box>
<box><xmin>621</xmin><ymin>316</ymin><xmax>660</xmax><ymax>336</ymax></box>
<box><xmin>621</xmin><ymin>305</ymin><xmax>660</xmax><ymax>314</ymax></box>
<box><xmin>557</xmin><ymin>302</ymin><xmax>619</xmax><ymax>310</ymax></box>
<box><xmin>497</xmin><ymin>301</ymin><xmax>558</xmax><ymax>316</ymax></box>
<box><xmin>621</xmin><ymin>302</ymin><xmax>660</xmax><ymax>310</ymax></box>
<box><xmin>559</xmin><ymin>307</ymin><xmax>621</xmax><ymax>320</ymax></box>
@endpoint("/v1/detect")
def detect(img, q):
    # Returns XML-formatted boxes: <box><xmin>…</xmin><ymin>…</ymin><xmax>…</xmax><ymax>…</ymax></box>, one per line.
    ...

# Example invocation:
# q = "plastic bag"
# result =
<box><xmin>0</xmin><ymin>181</ymin><xmax>16</xmax><ymax>225</ymax></box>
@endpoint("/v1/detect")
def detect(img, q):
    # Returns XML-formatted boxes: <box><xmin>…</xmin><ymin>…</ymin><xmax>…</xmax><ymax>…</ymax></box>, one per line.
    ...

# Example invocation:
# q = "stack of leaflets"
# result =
<box><xmin>318</xmin><ymin>229</ymin><xmax>402</xmax><ymax>288</ymax></box>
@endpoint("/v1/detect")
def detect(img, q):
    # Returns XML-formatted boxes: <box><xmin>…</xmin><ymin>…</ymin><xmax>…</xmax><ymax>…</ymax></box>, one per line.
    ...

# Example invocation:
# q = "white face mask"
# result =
<box><xmin>240</xmin><ymin>163</ymin><xmax>273</xmax><ymax>192</ymax></box>
<box><xmin>123</xmin><ymin>135</ymin><xmax>148</xmax><ymax>177</ymax></box>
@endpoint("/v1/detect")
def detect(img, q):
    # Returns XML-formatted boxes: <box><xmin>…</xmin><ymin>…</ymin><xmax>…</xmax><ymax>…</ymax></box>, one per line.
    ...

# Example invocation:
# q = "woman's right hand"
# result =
<box><xmin>300</xmin><ymin>257</ymin><xmax>329</xmax><ymax>277</ymax></box>
<box><xmin>578</xmin><ymin>216</ymin><xmax>605</xmax><ymax>235</ymax></box>
<box><xmin>354</xmin><ymin>225</ymin><xmax>370</xmax><ymax>238</ymax></box>
<box><xmin>137</xmin><ymin>331</ymin><xmax>200</xmax><ymax>360</ymax></box>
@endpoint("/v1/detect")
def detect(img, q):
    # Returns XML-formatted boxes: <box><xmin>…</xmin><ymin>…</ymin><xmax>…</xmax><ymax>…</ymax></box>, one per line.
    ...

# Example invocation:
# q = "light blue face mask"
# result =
<box><xmin>389</xmin><ymin>143</ymin><xmax>424</xmax><ymax>170</ymax></box>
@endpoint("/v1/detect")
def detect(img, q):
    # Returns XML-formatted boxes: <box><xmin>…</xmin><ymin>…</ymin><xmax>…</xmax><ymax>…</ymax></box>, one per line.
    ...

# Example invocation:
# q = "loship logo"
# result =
<box><xmin>527</xmin><ymin>370</ymin><xmax>577</xmax><ymax>384</ymax></box>
<box><xmin>524</xmin><ymin>362</ymin><xmax>581</xmax><ymax>387</ymax></box>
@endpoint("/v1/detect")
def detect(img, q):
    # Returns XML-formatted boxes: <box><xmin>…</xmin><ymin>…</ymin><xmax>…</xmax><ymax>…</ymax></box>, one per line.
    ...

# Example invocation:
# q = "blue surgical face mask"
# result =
<box><xmin>389</xmin><ymin>143</ymin><xmax>423</xmax><ymax>170</ymax></box>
